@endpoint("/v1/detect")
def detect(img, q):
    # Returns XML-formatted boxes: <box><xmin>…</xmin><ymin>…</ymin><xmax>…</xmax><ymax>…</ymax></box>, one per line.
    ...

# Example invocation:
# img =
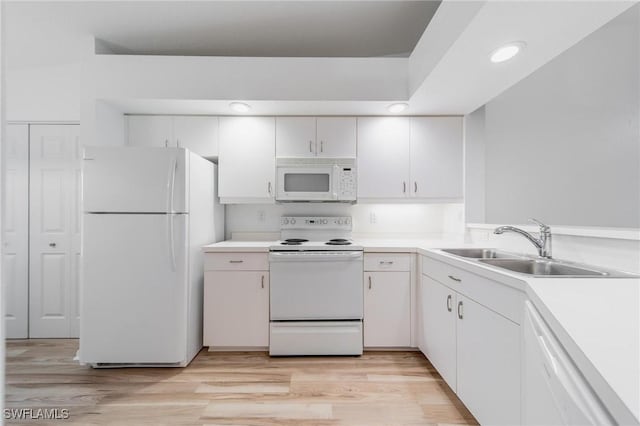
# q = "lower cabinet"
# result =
<box><xmin>421</xmin><ymin>275</ymin><xmax>457</xmax><ymax>390</ymax></box>
<box><xmin>363</xmin><ymin>253</ymin><xmax>412</xmax><ymax>347</ymax></box>
<box><xmin>203</xmin><ymin>253</ymin><xmax>270</xmax><ymax>348</ymax></box>
<box><xmin>457</xmin><ymin>294</ymin><xmax>521</xmax><ymax>426</ymax></box>
<box><xmin>420</xmin><ymin>256</ymin><xmax>522</xmax><ymax>426</ymax></box>
<box><xmin>364</xmin><ymin>271</ymin><xmax>411</xmax><ymax>347</ymax></box>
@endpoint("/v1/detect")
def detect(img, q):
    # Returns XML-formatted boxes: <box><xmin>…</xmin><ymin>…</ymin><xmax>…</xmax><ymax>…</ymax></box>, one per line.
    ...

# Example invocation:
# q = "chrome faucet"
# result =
<box><xmin>494</xmin><ymin>218</ymin><xmax>552</xmax><ymax>259</ymax></box>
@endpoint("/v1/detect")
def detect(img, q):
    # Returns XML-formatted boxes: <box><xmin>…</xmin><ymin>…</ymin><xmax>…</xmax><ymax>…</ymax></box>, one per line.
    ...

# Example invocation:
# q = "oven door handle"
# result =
<box><xmin>269</xmin><ymin>251</ymin><xmax>363</xmax><ymax>262</ymax></box>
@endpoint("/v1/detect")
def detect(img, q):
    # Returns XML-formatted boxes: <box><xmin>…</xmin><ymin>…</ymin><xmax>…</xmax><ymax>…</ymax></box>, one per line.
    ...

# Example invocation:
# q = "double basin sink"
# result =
<box><xmin>440</xmin><ymin>248</ymin><xmax>634</xmax><ymax>278</ymax></box>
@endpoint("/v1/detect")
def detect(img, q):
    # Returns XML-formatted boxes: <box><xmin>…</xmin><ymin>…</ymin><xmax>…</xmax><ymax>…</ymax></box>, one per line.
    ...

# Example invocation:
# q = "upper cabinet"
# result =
<box><xmin>357</xmin><ymin>116</ymin><xmax>463</xmax><ymax>201</ymax></box>
<box><xmin>276</xmin><ymin>117</ymin><xmax>356</xmax><ymax>158</ymax></box>
<box><xmin>357</xmin><ymin>117</ymin><xmax>411</xmax><ymax>199</ymax></box>
<box><xmin>127</xmin><ymin>115</ymin><xmax>218</xmax><ymax>158</ymax></box>
<box><xmin>218</xmin><ymin>117</ymin><xmax>276</xmax><ymax>204</ymax></box>
<box><xmin>173</xmin><ymin>116</ymin><xmax>219</xmax><ymax>159</ymax></box>
<box><xmin>275</xmin><ymin>117</ymin><xmax>316</xmax><ymax>158</ymax></box>
<box><xmin>127</xmin><ymin>115</ymin><xmax>173</xmax><ymax>148</ymax></box>
<box><xmin>410</xmin><ymin>117</ymin><xmax>463</xmax><ymax>199</ymax></box>
<box><xmin>316</xmin><ymin>117</ymin><xmax>357</xmax><ymax>158</ymax></box>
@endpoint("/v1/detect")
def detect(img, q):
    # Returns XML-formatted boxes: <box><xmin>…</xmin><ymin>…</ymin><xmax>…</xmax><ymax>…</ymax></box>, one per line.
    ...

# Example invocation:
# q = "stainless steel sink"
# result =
<box><xmin>440</xmin><ymin>248</ymin><xmax>520</xmax><ymax>259</ymax></box>
<box><xmin>478</xmin><ymin>258</ymin><xmax>610</xmax><ymax>277</ymax></box>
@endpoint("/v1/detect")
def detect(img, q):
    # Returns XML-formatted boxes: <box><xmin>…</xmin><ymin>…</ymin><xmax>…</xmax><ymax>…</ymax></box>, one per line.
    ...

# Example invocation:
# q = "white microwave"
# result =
<box><xmin>275</xmin><ymin>158</ymin><xmax>357</xmax><ymax>202</ymax></box>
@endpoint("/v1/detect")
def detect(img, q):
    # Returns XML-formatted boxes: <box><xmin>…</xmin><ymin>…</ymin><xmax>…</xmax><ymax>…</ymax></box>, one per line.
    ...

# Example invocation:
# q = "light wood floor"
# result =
<box><xmin>6</xmin><ymin>339</ymin><xmax>478</xmax><ymax>425</ymax></box>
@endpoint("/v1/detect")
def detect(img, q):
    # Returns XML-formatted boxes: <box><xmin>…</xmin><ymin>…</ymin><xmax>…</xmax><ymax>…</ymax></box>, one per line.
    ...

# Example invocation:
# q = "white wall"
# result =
<box><xmin>225</xmin><ymin>203</ymin><xmax>465</xmax><ymax>241</ymax></box>
<box><xmin>5</xmin><ymin>62</ymin><xmax>82</xmax><ymax>122</ymax></box>
<box><xmin>479</xmin><ymin>5</ymin><xmax>639</xmax><ymax>228</ymax></box>
<box><xmin>464</xmin><ymin>106</ymin><xmax>485</xmax><ymax>224</ymax></box>
<box><xmin>1</xmin><ymin>0</ymin><xmax>6</xmax><ymax>415</ymax></box>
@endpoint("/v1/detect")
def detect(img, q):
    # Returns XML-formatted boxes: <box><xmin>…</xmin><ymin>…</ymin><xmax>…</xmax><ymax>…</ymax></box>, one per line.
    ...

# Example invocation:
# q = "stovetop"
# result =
<box><xmin>271</xmin><ymin>216</ymin><xmax>362</xmax><ymax>251</ymax></box>
<box><xmin>269</xmin><ymin>239</ymin><xmax>363</xmax><ymax>252</ymax></box>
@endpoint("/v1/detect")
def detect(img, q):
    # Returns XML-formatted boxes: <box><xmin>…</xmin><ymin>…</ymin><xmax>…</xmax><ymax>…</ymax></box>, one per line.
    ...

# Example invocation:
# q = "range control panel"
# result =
<box><xmin>280</xmin><ymin>216</ymin><xmax>352</xmax><ymax>230</ymax></box>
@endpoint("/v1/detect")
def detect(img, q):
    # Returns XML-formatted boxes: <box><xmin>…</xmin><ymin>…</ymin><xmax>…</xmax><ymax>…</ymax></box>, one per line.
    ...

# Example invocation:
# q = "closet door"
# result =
<box><xmin>3</xmin><ymin>124</ymin><xmax>29</xmax><ymax>338</ymax></box>
<box><xmin>29</xmin><ymin>124</ymin><xmax>81</xmax><ymax>338</ymax></box>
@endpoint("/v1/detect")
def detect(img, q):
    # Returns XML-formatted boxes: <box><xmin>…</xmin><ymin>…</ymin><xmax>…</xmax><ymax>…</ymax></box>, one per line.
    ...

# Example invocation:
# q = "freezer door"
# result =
<box><xmin>80</xmin><ymin>213</ymin><xmax>189</xmax><ymax>365</ymax></box>
<box><xmin>83</xmin><ymin>147</ymin><xmax>187</xmax><ymax>213</ymax></box>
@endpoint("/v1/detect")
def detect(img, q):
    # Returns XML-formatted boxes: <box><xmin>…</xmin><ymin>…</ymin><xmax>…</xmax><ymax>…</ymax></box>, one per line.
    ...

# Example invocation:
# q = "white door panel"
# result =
<box><xmin>218</xmin><ymin>117</ymin><xmax>276</xmax><ymax>202</ymax></box>
<box><xmin>457</xmin><ymin>294</ymin><xmax>520</xmax><ymax>425</ymax></box>
<box><xmin>410</xmin><ymin>117</ymin><xmax>463</xmax><ymax>199</ymax></box>
<box><xmin>276</xmin><ymin>117</ymin><xmax>316</xmax><ymax>158</ymax></box>
<box><xmin>29</xmin><ymin>124</ymin><xmax>81</xmax><ymax>338</ymax></box>
<box><xmin>364</xmin><ymin>271</ymin><xmax>411</xmax><ymax>347</ymax></box>
<box><xmin>357</xmin><ymin>117</ymin><xmax>410</xmax><ymax>198</ymax></box>
<box><xmin>316</xmin><ymin>117</ymin><xmax>356</xmax><ymax>158</ymax></box>
<box><xmin>3</xmin><ymin>124</ymin><xmax>29</xmax><ymax>338</ymax></box>
<box><xmin>421</xmin><ymin>275</ymin><xmax>457</xmax><ymax>391</ymax></box>
<box><xmin>80</xmin><ymin>213</ymin><xmax>188</xmax><ymax>364</ymax></box>
<box><xmin>83</xmin><ymin>147</ymin><xmax>187</xmax><ymax>213</ymax></box>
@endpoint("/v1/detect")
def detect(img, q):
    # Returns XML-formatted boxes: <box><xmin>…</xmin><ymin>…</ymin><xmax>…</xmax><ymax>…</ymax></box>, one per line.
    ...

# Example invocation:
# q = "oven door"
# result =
<box><xmin>276</xmin><ymin>166</ymin><xmax>337</xmax><ymax>201</ymax></box>
<box><xmin>269</xmin><ymin>251</ymin><xmax>363</xmax><ymax>320</ymax></box>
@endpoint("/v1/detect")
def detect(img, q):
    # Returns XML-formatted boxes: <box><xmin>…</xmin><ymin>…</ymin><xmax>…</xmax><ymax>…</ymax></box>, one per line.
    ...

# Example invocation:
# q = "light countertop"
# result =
<box><xmin>202</xmin><ymin>241</ymin><xmax>272</xmax><ymax>252</ymax></box>
<box><xmin>202</xmin><ymin>238</ymin><xmax>639</xmax><ymax>423</ymax></box>
<box><xmin>526</xmin><ymin>278</ymin><xmax>639</xmax><ymax>425</ymax></box>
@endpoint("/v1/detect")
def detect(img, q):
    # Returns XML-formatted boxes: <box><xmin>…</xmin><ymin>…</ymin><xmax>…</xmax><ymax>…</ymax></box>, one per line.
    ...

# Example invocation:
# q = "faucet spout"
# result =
<box><xmin>493</xmin><ymin>219</ymin><xmax>552</xmax><ymax>258</ymax></box>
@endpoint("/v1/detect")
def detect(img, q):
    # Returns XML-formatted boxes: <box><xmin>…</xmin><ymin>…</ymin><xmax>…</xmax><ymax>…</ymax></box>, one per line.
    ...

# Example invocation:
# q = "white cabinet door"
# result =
<box><xmin>421</xmin><ymin>275</ymin><xmax>457</xmax><ymax>391</ymax></box>
<box><xmin>127</xmin><ymin>115</ymin><xmax>173</xmax><ymax>148</ymax></box>
<box><xmin>3</xmin><ymin>124</ymin><xmax>29</xmax><ymax>338</ymax></box>
<box><xmin>29</xmin><ymin>125</ymin><xmax>81</xmax><ymax>338</ymax></box>
<box><xmin>275</xmin><ymin>117</ymin><xmax>316</xmax><ymax>158</ymax></box>
<box><xmin>219</xmin><ymin>117</ymin><xmax>276</xmax><ymax>203</ymax></box>
<box><xmin>357</xmin><ymin>117</ymin><xmax>410</xmax><ymax>199</ymax></box>
<box><xmin>204</xmin><ymin>271</ymin><xmax>269</xmax><ymax>347</ymax></box>
<box><xmin>173</xmin><ymin>116</ymin><xmax>218</xmax><ymax>158</ymax></box>
<box><xmin>456</xmin><ymin>294</ymin><xmax>521</xmax><ymax>426</ymax></box>
<box><xmin>410</xmin><ymin>117</ymin><xmax>463</xmax><ymax>199</ymax></box>
<box><xmin>316</xmin><ymin>117</ymin><xmax>356</xmax><ymax>158</ymax></box>
<box><xmin>364</xmin><ymin>271</ymin><xmax>411</xmax><ymax>347</ymax></box>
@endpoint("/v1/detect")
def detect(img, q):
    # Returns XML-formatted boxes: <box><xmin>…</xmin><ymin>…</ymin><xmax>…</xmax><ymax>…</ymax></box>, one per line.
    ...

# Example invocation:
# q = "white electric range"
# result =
<box><xmin>268</xmin><ymin>216</ymin><xmax>364</xmax><ymax>356</ymax></box>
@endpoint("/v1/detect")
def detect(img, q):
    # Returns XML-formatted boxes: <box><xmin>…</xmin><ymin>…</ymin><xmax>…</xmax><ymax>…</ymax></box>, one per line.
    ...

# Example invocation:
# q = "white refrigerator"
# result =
<box><xmin>79</xmin><ymin>147</ymin><xmax>224</xmax><ymax>367</ymax></box>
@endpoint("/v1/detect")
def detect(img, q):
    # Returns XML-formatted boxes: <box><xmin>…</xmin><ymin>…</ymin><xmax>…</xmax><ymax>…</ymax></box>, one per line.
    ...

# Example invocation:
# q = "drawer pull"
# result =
<box><xmin>379</xmin><ymin>261</ymin><xmax>394</xmax><ymax>265</ymax></box>
<box><xmin>229</xmin><ymin>260</ymin><xmax>244</xmax><ymax>264</ymax></box>
<box><xmin>448</xmin><ymin>275</ymin><xmax>462</xmax><ymax>282</ymax></box>
<box><xmin>446</xmin><ymin>294</ymin><xmax>452</xmax><ymax>312</ymax></box>
<box><xmin>458</xmin><ymin>301</ymin><xmax>464</xmax><ymax>319</ymax></box>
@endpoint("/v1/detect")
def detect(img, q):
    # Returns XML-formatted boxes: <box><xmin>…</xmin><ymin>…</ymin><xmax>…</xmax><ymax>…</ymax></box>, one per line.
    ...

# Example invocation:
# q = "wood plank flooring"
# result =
<box><xmin>6</xmin><ymin>339</ymin><xmax>478</xmax><ymax>425</ymax></box>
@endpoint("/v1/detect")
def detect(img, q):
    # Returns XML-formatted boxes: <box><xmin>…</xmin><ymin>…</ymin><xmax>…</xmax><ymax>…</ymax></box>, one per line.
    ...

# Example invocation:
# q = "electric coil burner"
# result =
<box><xmin>326</xmin><ymin>238</ymin><xmax>352</xmax><ymax>246</ymax></box>
<box><xmin>268</xmin><ymin>216</ymin><xmax>363</xmax><ymax>356</ymax></box>
<box><xmin>280</xmin><ymin>238</ymin><xmax>309</xmax><ymax>246</ymax></box>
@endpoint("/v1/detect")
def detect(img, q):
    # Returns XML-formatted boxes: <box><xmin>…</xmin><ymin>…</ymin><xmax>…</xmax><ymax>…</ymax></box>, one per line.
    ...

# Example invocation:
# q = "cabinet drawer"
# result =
<box><xmin>364</xmin><ymin>253</ymin><xmax>411</xmax><ymax>271</ymax></box>
<box><xmin>422</xmin><ymin>256</ymin><xmax>523</xmax><ymax>324</ymax></box>
<box><xmin>205</xmin><ymin>252</ymin><xmax>268</xmax><ymax>271</ymax></box>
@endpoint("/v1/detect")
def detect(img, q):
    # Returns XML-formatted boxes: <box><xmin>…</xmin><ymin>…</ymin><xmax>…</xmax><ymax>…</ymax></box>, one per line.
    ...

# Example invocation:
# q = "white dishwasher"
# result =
<box><xmin>523</xmin><ymin>301</ymin><xmax>615</xmax><ymax>426</ymax></box>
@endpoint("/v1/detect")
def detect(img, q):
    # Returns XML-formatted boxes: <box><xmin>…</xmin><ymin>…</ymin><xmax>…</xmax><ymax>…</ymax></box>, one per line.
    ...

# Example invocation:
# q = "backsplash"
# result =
<box><xmin>225</xmin><ymin>203</ymin><xmax>465</xmax><ymax>240</ymax></box>
<box><xmin>467</xmin><ymin>227</ymin><xmax>640</xmax><ymax>274</ymax></box>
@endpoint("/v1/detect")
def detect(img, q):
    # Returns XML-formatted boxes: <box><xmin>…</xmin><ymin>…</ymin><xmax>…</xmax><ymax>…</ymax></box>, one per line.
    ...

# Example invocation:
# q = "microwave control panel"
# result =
<box><xmin>339</xmin><ymin>167</ymin><xmax>357</xmax><ymax>200</ymax></box>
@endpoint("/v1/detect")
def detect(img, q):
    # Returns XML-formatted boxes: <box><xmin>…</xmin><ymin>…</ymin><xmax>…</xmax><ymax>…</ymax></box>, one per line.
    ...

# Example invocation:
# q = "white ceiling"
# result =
<box><xmin>5</xmin><ymin>1</ymin><xmax>440</xmax><ymax>60</ymax></box>
<box><xmin>4</xmin><ymin>0</ymin><xmax>637</xmax><ymax>117</ymax></box>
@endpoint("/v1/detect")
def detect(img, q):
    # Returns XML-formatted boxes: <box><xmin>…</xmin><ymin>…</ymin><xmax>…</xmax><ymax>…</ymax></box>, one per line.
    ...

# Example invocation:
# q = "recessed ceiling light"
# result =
<box><xmin>387</xmin><ymin>103</ymin><xmax>408</xmax><ymax>113</ymax></box>
<box><xmin>490</xmin><ymin>41</ymin><xmax>526</xmax><ymax>63</ymax></box>
<box><xmin>229</xmin><ymin>102</ymin><xmax>251</xmax><ymax>113</ymax></box>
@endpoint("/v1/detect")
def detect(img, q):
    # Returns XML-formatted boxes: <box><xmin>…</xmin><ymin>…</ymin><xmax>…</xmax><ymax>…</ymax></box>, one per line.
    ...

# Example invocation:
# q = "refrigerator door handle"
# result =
<box><xmin>168</xmin><ymin>158</ymin><xmax>178</xmax><ymax>213</ymax></box>
<box><xmin>167</xmin><ymin>214</ymin><xmax>176</xmax><ymax>272</ymax></box>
